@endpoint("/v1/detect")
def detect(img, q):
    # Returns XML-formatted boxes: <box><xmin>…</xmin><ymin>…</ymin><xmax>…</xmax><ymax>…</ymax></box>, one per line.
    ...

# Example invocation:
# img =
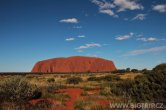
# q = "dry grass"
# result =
<box><xmin>0</xmin><ymin>72</ymin><xmax>142</xmax><ymax>88</ymax></box>
<box><xmin>0</xmin><ymin>72</ymin><xmax>143</xmax><ymax>110</ymax></box>
<box><xmin>119</xmin><ymin>72</ymin><xmax>142</xmax><ymax>80</ymax></box>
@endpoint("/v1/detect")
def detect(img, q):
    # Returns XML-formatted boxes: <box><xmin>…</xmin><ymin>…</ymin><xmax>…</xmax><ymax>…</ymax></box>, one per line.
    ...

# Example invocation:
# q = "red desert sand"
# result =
<box><xmin>30</xmin><ymin>87</ymin><xmax>112</xmax><ymax>110</ymax></box>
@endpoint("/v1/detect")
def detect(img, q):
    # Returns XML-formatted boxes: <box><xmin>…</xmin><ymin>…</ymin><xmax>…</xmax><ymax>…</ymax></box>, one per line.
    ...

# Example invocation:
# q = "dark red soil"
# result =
<box><xmin>30</xmin><ymin>87</ymin><xmax>112</xmax><ymax>110</ymax></box>
<box><xmin>96</xmin><ymin>100</ymin><xmax>110</xmax><ymax>106</ymax></box>
<box><xmin>50</xmin><ymin>88</ymin><xmax>83</xmax><ymax>110</ymax></box>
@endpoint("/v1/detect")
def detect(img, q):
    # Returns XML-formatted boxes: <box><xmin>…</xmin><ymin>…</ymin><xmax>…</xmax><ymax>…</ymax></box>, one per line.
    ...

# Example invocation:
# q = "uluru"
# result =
<box><xmin>31</xmin><ymin>56</ymin><xmax>116</xmax><ymax>73</ymax></box>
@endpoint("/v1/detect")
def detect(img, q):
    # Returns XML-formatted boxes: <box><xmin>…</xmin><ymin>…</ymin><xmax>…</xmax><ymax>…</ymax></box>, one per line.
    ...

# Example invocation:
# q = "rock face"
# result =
<box><xmin>31</xmin><ymin>56</ymin><xmax>116</xmax><ymax>73</ymax></box>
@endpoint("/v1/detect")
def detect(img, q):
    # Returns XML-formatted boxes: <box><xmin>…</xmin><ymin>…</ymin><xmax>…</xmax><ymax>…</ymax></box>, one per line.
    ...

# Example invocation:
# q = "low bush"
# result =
<box><xmin>87</xmin><ymin>76</ymin><xmax>99</xmax><ymax>81</ymax></box>
<box><xmin>131</xmin><ymin>69</ymin><xmax>139</xmax><ymax>73</ymax></box>
<box><xmin>74</xmin><ymin>99</ymin><xmax>90</xmax><ymax>110</ymax></box>
<box><xmin>80</xmin><ymin>91</ymin><xmax>88</xmax><ymax>96</ymax></box>
<box><xmin>82</xmin><ymin>86</ymin><xmax>97</xmax><ymax>91</ymax></box>
<box><xmin>0</xmin><ymin>76</ymin><xmax>41</xmax><ymax>110</ymax></box>
<box><xmin>87</xmin><ymin>75</ymin><xmax>121</xmax><ymax>82</ymax></box>
<box><xmin>28</xmin><ymin>100</ymin><xmax>53</xmax><ymax>110</ymax></box>
<box><xmin>47</xmin><ymin>78</ymin><xmax>55</xmax><ymax>83</ymax></box>
<box><xmin>111</xmin><ymin>63</ymin><xmax>166</xmax><ymax>103</ymax></box>
<box><xmin>100</xmin><ymin>87</ymin><xmax>111</xmax><ymax>96</ymax></box>
<box><xmin>111</xmin><ymin>79</ymin><xmax>133</xmax><ymax>96</ymax></box>
<box><xmin>153</xmin><ymin>63</ymin><xmax>166</xmax><ymax>73</ymax></box>
<box><xmin>112</xmin><ymin>69</ymin><xmax>126</xmax><ymax>73</ymax></box>
<box><xmin>66</xmin><ymin>77</ymin><xmax>83</xmax><ymax>84</ymax></box>
<box><xmin>41</xmin><ymin>83</ymin><xmax>60</xmax><ymax>97</ymax></box>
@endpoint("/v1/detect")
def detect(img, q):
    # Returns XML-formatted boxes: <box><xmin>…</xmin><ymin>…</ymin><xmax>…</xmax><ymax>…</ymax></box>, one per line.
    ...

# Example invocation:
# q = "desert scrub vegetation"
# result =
<box><xmin>47</xmin><ymin>78</ymin><xmax>55</xmax><ymax>83</ymax></box>
<box><xmin>81</xmin><ymin>83</ymin><xmax>101</xmax><ymax>91</ymax></box>
<box><xmin>41</xmin><ymin>86</ymin><xmax>70</xmax><ymax>102</ymax></box>
<box><xmin>28</xmin><ymin>100</ymin><xmax>53</xmax><ymax>110</ymax></box>
<box><xmin>0</xmin><ymin>76</ymin><xmax>41</xmax><ymax>110</ymax></box>
<box><xmin>87</xmin><ymin>75</ymin><xmax>121</xmax><ymax>82</ymax></box>
<box><xmin>111</xmin><ymin>63</ymin><xmax>166</xmax><ymax>103</ymax></box>
<box><xmin>153</xmin><ymin>63</ymin><xmax>166</xmax><ymax>73</ymax></box>
<box><xmin>41</xmin><ymin>84</ymin><xmax>57</xmax><ymax>97</ymax></box>
<box><xmin>66</xmin><ymin>76</ymin><xmax>83</xmax><ymax>84</ymax></box>
<box><xmin>100</xmin><ymin>87</ymin><xmax>112</xmax><ymax>96</ymax></box>
<box><xmin>74</xmin><ymin>99</ymin><xmax>91</xmax><ymax>110</ymax></box>
<box><xmin>80</xmin><ymin>91</ymin><xmax>88</xmax><ymax>96</ymax></box>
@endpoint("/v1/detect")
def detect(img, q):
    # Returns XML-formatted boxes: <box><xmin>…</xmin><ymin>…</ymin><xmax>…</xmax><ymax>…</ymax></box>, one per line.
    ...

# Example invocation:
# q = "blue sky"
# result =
<box><xmin>0</xmin><ymin>0</ymin><xmax>166</xmax><ymax>72</ymax></box>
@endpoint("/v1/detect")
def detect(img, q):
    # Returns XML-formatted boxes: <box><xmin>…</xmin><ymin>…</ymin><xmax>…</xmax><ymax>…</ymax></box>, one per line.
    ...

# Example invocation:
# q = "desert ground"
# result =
<box><xmin>0</xmin><ymin>63</ymin><xmax>165</xmax><ymax>110</ymax></box>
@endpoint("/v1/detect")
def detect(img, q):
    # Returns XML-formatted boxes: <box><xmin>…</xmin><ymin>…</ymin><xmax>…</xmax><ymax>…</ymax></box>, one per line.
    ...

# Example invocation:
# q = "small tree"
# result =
<box><xmin>131</xmin><ymin>69</ymin><xmax>138</xmax><ymax>73</ymax></box>
<box><xmin>126</xmin><ymin>68</ymin><xmax>130</xmax><ymax>72</ymax></box>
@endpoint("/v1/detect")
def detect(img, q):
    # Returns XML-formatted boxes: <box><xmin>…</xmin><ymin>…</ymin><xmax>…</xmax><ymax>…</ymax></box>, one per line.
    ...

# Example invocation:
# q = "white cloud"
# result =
<box><xmin>114</xmin><ymin>0</ymin><xmax>144</xmax><ymax>12</ymax></box>
<box><xmin>91</xmin><ymin>0</ymin><xmax>143</xmax><ymax>17</ymax></box>
<box><xmin>60</xmin><ymin>18</ymin><xmax>78</xmax><ymax>23</ymax></box>
<box><xmin>78</xmin><ymin>35</ymin><xmax>86</xmax><ymax>38</ymax></box>
<box><xmin>116</xmin><ymin>35</ymin><xmax>130</xmax><ymax>40</ymax></box>
<box><xmin>126</xmin><ymin>45</ymin><xmax>166</xmax><ymax>56</ymax></box>
<box><xmin>115</xmin><ymin>32</ymin><xmax>134</xmax><ymax>40</ymax></box>
<box><xmin>153</xmin><ymin>4</ymin><xmax>166</xmax><ymax>13</ymax></box>
<box><xmin>132</xmin><ymin>14</ymin><xmax>146</xmax><ymax>20</ymax></box>
<box><xmin>75</xmin><ymin>43</ymin><xmax>101</xmax><ymax>50</ymax></box>
<box><xmin>137</xmin><ymin>37</ymin><xmax>158</xmax><ymax>42</ymax></box>
<box><xmin>91</xmin><ymin>0</ymin><xmax>118</xmax><ymax>17</ymax></box>
<box><xmin>100</xmin><ymin>9</ymin><xmax>118</xmax><ymax>17</ymax></box>
<box><xmin>137</xmin><ymin>37</ymin><xmax>166</xmax><ymax>42</ymax></box>
<box><xmin>65</xmin><ymin>35</ymin><xmax>86</xmax><ymax>41</ymax></box>
<box><xmin>91</xmin><ymin>0</ymin><xmax>115</xmax><ymax>9</ymax></box>
<box><xmin>65</xmin><ymin>37</ymin><xmax>75</xmax><ymax>41</ymax></box>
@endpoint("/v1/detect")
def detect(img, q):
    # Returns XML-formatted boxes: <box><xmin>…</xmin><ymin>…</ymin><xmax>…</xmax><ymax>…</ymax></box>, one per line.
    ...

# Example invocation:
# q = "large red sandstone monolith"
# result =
<box><xmin>31</xmin><ymin>56</ymin><xmax>116</xmax><ymax>73</ymax></box>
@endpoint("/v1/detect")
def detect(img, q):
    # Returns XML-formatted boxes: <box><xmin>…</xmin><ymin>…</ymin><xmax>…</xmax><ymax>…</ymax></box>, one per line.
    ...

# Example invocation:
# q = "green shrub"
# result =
<box><xmin>80</xmin><ymin>91</ymin><xmax>88</xmax><ymax>96</ymax></box>
<box><xmin>101</xmin><ymin>75</ymin><xmax>112</xmax><ymax>81</ymax></box>
<box><xmin>0</xmin><ymin>76</ymin><xmax>41</xmax><ymax>109</ymax></box>
<box><xmin>88</xmin><ymin>75</ymin><xmax>121</xmax><ymax>82</ymax></box>
<box><xmin>66</xmin><ymin>77</ymin><xmax>83</xmax><ymax>84</ymax></box>
<box><xmin>111</xmin><ymin>79</ymin><xmax>133</xmax><ymax>96</ymax></box>
<box><xmin>82</xmin><ymin>86</ymin><xmax>97</xmax><ymax>91</ymax></box>
<box><xmin>87</xmin><ymin>77</ymin><xmax>99</xmax><ymax>81</ymax></box>
<box><xmin>112</xmin><ymin>69</ymin><xmax>126</xmax><ymax>73</ymax></box>
<box><xmin>100</xmin><ymin>87</ymin><xmax>111</xmax><ymax>96</ymax></box>
<box><xmin>74</xmin><ymin>99</ymin><xmax>90</xmax><ymax>110</ymax></box>
<box><xmin>131</xmin><ymin>72</ymin><xmax>166</xmax><ymax>103</ymax></box>
<box><xmin>41</xmin><ymin>83</ymin><xmax>59</xmax><ymax>98</ymax></box>
<box><xmin>126</xmin><ymin>68</ymin><xmax>130</xmax><ymax>72</ymax></box>
<box><xmin>153</xmin><ymin>63</ymin><xmax>166</xmax><ymax>73</ymax></box>
<box><xmin>47</xmin><ymin>78</ymin><xmax>55</xmax><ymax>83</ymax></box>
<box><xmin>111</xmin><ymin>63</ymin><xmax>166</xmax><ymax>103</ymax></box>
<box><xmin>41</xmin><ymin>85</ymin><xmax>70</xmax><ymax>103</ymax></box>
<box><xmin>28</xmin><ymin>100</ymin><xmax>53</xmax><ymax>110</ymax></box>
<box><xmin>104</xmin><ymin>75</ymin><xmax>121</xmax><ymax>81</ymax></box>
<box><xmin>131</xmin><ymin>69</ymin><xmax>139</xmax><ymax>73</ymax></box>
